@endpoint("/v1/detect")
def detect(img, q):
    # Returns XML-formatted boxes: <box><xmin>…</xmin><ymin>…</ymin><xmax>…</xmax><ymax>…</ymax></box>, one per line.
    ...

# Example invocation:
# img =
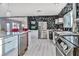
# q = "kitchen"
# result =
<box><xmin>0</xmin><ymin>3</ymin><xmax>79</xmax><ymax>56</ymax></box>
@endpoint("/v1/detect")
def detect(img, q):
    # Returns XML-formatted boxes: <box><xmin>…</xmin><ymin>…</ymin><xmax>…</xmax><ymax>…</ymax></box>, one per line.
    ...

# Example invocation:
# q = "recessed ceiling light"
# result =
<box><xmin>36</xmin><ymin>9</ymin><xmax>42</xmax><ymax>12</ymax></box>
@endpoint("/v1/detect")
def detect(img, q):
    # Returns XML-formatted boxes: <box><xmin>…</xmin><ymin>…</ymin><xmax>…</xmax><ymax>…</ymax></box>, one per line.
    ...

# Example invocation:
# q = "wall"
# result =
<box><xmin>28</xmin><ymin>16</ymin><xmax>58</xmax><ymax>30</ymax></box>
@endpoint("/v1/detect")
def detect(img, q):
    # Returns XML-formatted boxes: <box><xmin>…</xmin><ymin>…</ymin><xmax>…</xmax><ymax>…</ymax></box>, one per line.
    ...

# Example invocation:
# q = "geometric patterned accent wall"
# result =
<box><xmin>28</xmin><ymin>16</ymin><xmax>58</xmax><ymax>30</ymax></box>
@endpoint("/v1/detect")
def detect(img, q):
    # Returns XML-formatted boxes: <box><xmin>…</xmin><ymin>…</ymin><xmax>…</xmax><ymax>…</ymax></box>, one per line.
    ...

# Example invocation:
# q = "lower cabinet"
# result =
<box><xmin>0</xmin><ymin>35</ymin><xmax>18</xmax><ymax>56</ymax></box>
<box><xmin>56</xmin><ymin>47</ymin><xmax>63</xmax><ymax>56</ymax></box>
<box><xmin>0</xmin><ymin>32</ymin><xmax>28</xmax><ymax>56</ymax></box>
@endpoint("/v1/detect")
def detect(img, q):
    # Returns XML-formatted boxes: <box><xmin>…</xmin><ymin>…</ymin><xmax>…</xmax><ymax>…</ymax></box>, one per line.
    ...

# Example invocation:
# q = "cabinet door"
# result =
<box><xmin>18</xmin><ymin>33</ymin><xmax>28</xmax><ymax>56</ymax></box>
<box><xmin>64</xmin><ymin>11</ymin><xmax>73</xmax><ymax>28</ymax></box>
<box><xmin>2</xmin><ymin>40</ymin><xmax>17</xmax><ymax>56</ymax></box>
<box><xmin>56</xmin><ymin>47</ymin><xmax>64</xmax><ymax>56</ymax></box>
<box><xmin>2</xmin><ymin>36</ymin><xmax>18</xmax><ymax>56</ymax></box>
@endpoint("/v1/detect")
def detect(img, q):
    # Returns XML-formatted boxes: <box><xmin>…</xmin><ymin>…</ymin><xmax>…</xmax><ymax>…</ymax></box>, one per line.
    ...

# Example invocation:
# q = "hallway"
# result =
<box><xmin>24</xmin><ymin>31</ymin><xmax>56</xmax><ymax>56</ymax></box>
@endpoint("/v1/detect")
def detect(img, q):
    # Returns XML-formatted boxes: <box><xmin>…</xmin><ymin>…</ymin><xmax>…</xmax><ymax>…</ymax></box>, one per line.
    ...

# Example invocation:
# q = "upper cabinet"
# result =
<box><xmin>58</xmin><ymin>3</ymin><xmax>73</xmax><ymax>28</ymax></box>
<box><xmin>58</xmin><ymin>18</ymin><xmax>63</xmax><ymax>23</ymax></box>
<box><xmin>64</xmin><ymin>11</ymin><xmax>73</xmax><ymax>28</ymax></box>
<box><xmin>76</xmin><ymin>3</ymin><xmax>79</xmax><ymax>18</ymax></box>
<box><xmin>58</xmin><ymin>3</ymin><xmax>73</xmax><ymax>17</ymax></box>
<box><xmin>55</xmin><ymin>19</ymin><xmax>58</xmax><ymax>24</ymax></box>
<box><xmin>55</xmin><ymin>18</ymin><xmax>63</xmax><ymax>24</ymax></box>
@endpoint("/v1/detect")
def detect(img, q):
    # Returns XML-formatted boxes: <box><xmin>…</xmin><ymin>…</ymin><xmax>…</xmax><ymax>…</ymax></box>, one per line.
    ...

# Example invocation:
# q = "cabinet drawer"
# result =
<box><xmin>3</xmin><ymin>36</ymin><xmax>18</xmax><ymax>44</ymax></box>
<box><xmin>2</xmin><ymin>40</ymin><xmax>17</xmax><ymax>56</ymax></box>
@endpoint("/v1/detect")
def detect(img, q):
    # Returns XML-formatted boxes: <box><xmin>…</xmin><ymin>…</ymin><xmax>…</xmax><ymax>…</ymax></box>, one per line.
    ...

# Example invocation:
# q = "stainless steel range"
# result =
<box><xmin>55</xmin><ymin>32</ymin><xmax>79</xmax><ymax>56</ymax></box>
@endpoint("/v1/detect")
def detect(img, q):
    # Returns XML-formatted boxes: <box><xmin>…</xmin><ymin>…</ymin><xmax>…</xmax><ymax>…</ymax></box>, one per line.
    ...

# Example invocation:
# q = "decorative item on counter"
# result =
<box><xmin>23</xmin><ymin>28</ymin><xmax>28</xmax><ymax>31</ymax></box>
<box><xmin>11</xmin><ymin>22</ymin><xmax>20</xmax><ymax>32</ymax></box>
<box><xmin>11</xmin><ymin>28</ymin><xmax>19</xmax><ymax>32</ymax></box>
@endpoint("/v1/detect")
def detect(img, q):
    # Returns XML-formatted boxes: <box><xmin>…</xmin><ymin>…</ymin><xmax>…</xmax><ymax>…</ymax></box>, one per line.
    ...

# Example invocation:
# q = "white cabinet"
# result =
<box><xmin>58</xmin><ymin>18</ymin><xmax>63</xmax><ymax>23</ymax></box>
<box><xmin>64</xmin><ymin>11</ymin><xmax>73</xmax><ymax>28</ymax></box>
<box><xmin>55</xmin><ymin>19</ymin><xmax>58</xmax><ymax>24</ymax></box>
<box><xmin>55</xmin><ymin>18</ymin><xmax>63</xmax><ymax>24</ymax></box>
<box><xmin>0</xmin><ymin>35</ymin><xmax>18</xmax><ymax>56</ymax></box>
<box><xmin>18</xmin><ymin>33</ymin><xmax>28</xmax><ymax>56</ymax></box>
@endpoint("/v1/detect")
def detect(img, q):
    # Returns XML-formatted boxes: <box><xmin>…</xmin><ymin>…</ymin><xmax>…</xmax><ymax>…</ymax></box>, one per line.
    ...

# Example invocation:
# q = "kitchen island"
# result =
<box><xmin>0</xmin><ymin>31</ymin><xmax>28</xmax><ymax>56</ymax></box>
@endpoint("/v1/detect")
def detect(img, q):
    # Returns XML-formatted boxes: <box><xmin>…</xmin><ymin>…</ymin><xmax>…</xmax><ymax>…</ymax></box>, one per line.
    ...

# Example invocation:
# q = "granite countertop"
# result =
<box><xmin>55</xmin><ymin>31</ymin><xmax>79</xmax><ymax>36</ymax></box>
<box><xmin>63</xmin><ymin>35</ymin><xmax>79</xmax><ymax>47</ymax></box>
<box><xmin>55</xmin><ymin>31</ymin><xmax>79</xmax><ymax>47</ymax></box>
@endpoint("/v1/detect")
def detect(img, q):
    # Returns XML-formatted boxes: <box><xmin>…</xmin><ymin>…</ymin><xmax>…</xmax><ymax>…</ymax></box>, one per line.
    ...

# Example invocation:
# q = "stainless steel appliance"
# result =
<box><xmin>55</xmin><ymin>32</ymin><xmax>79</xmax><ymax>56</ymax></box>
<box><xmin>38</xmin><ymin>22</ymin><xmax>47</xmax><ymax>39</ymax></box>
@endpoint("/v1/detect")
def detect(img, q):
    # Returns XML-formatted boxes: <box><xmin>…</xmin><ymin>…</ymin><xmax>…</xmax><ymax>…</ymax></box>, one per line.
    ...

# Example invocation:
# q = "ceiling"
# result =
<box><xmin>0</xmin><ymin>3</ymin><xmax>67</xmax><ymax>17</ymax></box>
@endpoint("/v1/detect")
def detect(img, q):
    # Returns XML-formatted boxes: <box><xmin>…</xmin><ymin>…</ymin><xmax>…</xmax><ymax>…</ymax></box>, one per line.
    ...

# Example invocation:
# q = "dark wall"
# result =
<box><xmin>76</xmin><ymin>3</ymin><xmax>79</xmax><ymax>18</ymax></box>
<box><xmin>28</xmin><ymin>16</ymin><xmax>58</xmax><ymax>30</ymax></box>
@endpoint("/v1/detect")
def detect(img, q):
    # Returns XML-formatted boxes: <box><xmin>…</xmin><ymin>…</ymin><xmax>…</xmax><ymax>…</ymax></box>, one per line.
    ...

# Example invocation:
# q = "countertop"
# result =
<box><xmin>55</xmin><ymin>31</ymin><xmax>79</xmax><ymax>36</ymax></box>
<box><xmin>55</xmin><ymin>31</ymin><xmax>79</xmax><ymax>47</ymax></box>
<box><xmin>0</xmin><ymin>31</ymin><xmax>29</xmax><ymax>39</ymax></box>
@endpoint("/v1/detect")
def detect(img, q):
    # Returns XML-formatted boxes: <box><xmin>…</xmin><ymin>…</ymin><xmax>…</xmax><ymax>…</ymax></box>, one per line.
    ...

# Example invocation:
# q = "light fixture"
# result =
<box><xmin>36</xmin><ymin>9</ymin><xmax>42</xmax><ymax>16</ymax></box>
<box><xmin>37</xmin><ymin>9</ymin><xmax>42</xmax><ymax>12</ymax></box>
